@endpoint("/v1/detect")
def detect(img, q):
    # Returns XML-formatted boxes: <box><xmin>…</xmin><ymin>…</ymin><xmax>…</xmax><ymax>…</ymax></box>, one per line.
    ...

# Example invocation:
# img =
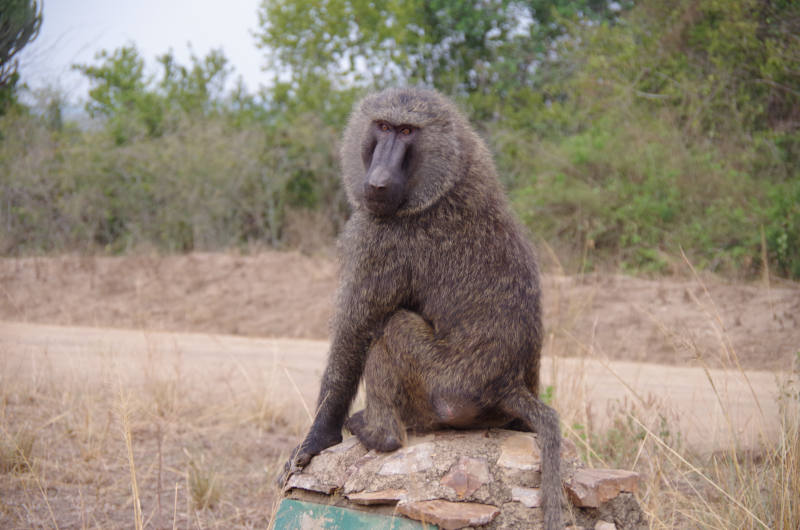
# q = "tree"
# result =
<box><xmin>255</xmin><ymin>1</ymin><xmax>628</xmax><ymax>89</ymax></box>
<box><xmin>73</xmin><ymin>44</ymin><xmax>163</xmax><ymax>143</ymax></box>
<box><xmin>157</xmin><ymin>47</ymin><xmax>231</xmax><ymax>116</ymax></box>
<box><xmin>0</xmin><ymin>0</ymin><xmax>42</xmax><ymax>112</ymax></box>
<box><xmin>74</xmin><ymin>44</ymin><xmax>234</xmax><ymax>144</ymax></box>
<box><xmin>256</xmin><ymin>0</ymin><xmax>522</xmax><ymax>93</ymax></box>
<box><xmin>254</xmin><ymin>0</ymin><xmax>627</xmax><ymax>124</ymax></box>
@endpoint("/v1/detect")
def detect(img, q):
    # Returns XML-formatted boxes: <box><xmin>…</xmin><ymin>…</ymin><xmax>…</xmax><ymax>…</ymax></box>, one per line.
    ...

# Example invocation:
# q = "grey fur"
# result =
<box><xmin>281</xmin><ymin>87</ymin><xmax>563</xmax><ymax>529</ymax></box>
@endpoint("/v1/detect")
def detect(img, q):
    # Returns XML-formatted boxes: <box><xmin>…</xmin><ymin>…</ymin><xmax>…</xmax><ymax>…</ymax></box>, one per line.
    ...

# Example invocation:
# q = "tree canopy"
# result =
<box><xmin>73</xmin><ymin>44</ymin><xmax>233</xmax><ymax>143</ymax></box>
<box><xmin>0</xmin><ymin>0</ymin><xmax>42</xmax><ymax>112</ymax></box>
<box><xmin>1</xmin><ymin>0</ymin><xmax>799</xmax><ymax>279</ymax></box>
<box><xmin>255</xmin><ymin>0</ymin><xmax>626</xmax><ymax>96</ymax></box>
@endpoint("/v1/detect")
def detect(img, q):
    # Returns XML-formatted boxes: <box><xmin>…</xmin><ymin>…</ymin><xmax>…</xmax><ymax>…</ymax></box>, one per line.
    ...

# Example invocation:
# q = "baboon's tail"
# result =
<box><xmin>502</xmin><ymin>388</ymin><xmax>563</xmax><ymax>530</ymax></box>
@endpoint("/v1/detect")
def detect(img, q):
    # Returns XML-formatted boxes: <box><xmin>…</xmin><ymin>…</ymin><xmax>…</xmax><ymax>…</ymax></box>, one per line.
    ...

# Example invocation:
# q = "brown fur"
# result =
<box><xmin>281</xmin><ymin>88</ymin><xmax>563</xmax><ymax>529</ymax></box>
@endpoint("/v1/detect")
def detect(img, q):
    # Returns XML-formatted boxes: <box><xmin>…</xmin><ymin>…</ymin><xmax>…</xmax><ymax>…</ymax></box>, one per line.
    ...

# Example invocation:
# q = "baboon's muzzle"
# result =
<box><xmin>363</xmin><ymin>132</ymin><xmax>411</xmax><ymax>216</ymax></box>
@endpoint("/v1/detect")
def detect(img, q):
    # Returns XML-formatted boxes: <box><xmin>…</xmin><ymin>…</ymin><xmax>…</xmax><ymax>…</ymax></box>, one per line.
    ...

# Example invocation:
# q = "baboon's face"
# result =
<box><xmin>360</xmin><ymin>120</ymin><xmax>418</xmax><ymax>217</ymax></box>
<box><xmin>342</xmin><ymin>88</ymin><xmax>464</xmax><ymax>217</ymax></box>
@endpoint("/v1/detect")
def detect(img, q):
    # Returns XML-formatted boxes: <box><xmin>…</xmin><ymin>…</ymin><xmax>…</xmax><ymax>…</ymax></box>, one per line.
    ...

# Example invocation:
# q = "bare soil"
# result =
<box><xmin>0</xmin><ymin>320</ymin><xmax>792</xmax><ymax>528</ymax></box>
<box><xmin>1</xmin><ymin>251</ymin><xmax>798</xmax><ymax>370</ymax></box>
<box><xmin>1</xmin><ymin>251</ymin><xmax>798</xmax><ymax>528</ymax></box>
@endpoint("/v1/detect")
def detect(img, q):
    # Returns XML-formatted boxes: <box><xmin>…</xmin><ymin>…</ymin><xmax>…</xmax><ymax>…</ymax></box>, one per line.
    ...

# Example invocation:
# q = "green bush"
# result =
<box><xmin>1</xmin><ymin>0</ymin><xmax>798</xmax><ymax>279</ymax></box>
<box><xmin>499</xmin><ymin>0</ymin><xmax>799</xmax><ymax>278</ymax></box>
<box><xmin>0</xmin><ymin>108</ymin><xmax>345</xmax><ymax>254</ymax></box>
<box><xmin>764</xmin><ymin>179</ymin><xmax>800</xmax><ymax>278</ymax></box>
<box><xmin>505</xmin><ymin>111</ymin><xmax>782</xmax><ymax>276</ymax></box>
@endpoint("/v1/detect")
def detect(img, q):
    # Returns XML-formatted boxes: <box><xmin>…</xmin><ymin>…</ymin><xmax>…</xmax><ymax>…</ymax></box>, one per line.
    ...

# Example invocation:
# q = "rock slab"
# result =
<box><xmin>283</xmin><ymin>429</ymin><xmax>647</xmax><ymax>529</ymax></box>
<box><xmin>397</xmin><ymin>499</ymin><xmax>500</xmax><ymax>529</ymax></box>
<box><xmin>566</xmin><ymin>468</ymin><xmax>640</xmax><ymax>508</ymax></box>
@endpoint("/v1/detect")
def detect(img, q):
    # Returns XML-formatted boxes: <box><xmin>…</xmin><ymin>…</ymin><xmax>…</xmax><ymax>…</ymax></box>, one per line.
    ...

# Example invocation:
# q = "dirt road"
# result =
<box><xmin>2</xmin><ymin>321</ymin><xmax>790</xmax><ymax>454</ymax></box>
<box><xmin>2</xmin><ymin>252</ymin><xmax>798</xmax><ymax>370</ymax></box>
<box><xmin>2</xmin><ymin>253</ymin><xmax>797</xmax><ymax>528</ymax></box>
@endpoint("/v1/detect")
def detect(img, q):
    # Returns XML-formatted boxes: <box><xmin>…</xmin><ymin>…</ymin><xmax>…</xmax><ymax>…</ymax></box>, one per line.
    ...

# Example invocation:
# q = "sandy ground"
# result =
<box><xmin>1</xmin><ymin>250</ymin><xmax>797</xmax><ymax>449</ymax></box>
<box><xmin>1</xmin><ymin>251</ymin><xmax>798</xmax><ymax>370</ymax></box>
<box><xmin>1</xmin><ymin>321</ymin><xmax>788</xmax><ymax>453</ymax></box>
<box><xmin>1</xmin><ymin>251</ymin><xmax>798</xmax><ymax>528</ymax></box>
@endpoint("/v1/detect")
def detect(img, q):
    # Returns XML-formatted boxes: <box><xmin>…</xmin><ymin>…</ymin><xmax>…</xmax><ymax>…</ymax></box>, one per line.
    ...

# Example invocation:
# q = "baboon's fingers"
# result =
<box><xmin>275</xmin><ymin>441</ymin><xmax>319</xmax><ymax>488</ymax></box>
<box><xmin>295</xmin><ymin>450</ymin><xmax>313</xmax><ymax>467</ymax></box>
<box><xmin>276</xmin><ymin>447</ymin><xmax>300</xmax><ymax>487</ymax></box>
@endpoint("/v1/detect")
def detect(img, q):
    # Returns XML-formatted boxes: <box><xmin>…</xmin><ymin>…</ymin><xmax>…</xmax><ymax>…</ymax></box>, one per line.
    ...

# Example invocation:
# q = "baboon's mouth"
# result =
<box><xmin>365</xmin><ymin>197</ymin><xmax>402</xmax><ymax>217</ymax></box>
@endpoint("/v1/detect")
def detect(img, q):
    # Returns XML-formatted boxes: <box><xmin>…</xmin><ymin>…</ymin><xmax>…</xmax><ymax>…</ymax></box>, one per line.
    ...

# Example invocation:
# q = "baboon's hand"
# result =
<box><xmin>276</xmin><ymin>445</ymin><xmax>304</xmax><ymax>488</ymax></box>
<box><xmin>276</xmin><ymin>427</ymin><xmax>343</xmax><ymax>487</ymax></box>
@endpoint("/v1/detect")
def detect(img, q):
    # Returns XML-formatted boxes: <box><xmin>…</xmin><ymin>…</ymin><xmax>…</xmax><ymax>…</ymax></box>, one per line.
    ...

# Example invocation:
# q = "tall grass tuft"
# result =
<box><xmin>0</xmin><ymin>429</ymin><xmax>35</xmax><ymax>474</ymax></box>
<box><xmin>548</xmin><ymin>257</ymin><xmax>800</xmax><ymax>529</ymax></box>
<box><xmin>186</xmin><ymin>453</ymin><xmax>222</xmax><ymax>510</ymax></box>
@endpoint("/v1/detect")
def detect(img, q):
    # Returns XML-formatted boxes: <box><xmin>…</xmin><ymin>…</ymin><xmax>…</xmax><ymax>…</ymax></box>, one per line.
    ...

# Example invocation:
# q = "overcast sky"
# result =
<box><xmin>18</xmin><ymin>0</ymin><xmax>269</xmax><ymax>102</ymax></box>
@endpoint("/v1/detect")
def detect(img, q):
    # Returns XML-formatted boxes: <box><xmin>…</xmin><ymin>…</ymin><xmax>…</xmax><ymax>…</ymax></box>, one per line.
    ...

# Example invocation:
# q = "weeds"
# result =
<box><xmin>0</xmin><ymin>253</ymin><xmax>797</xmax><ymax>528</ymax></box>
<box><xmin>186</xmin><ymin>452</ymin><xmax>222</xmax><ymax>510</ymax></box>
<box><xmin>547</xmin><ymin>257</ymin><xmax>800</xmax><ymax>529</ymax></box>
<box><xmin>0</xmin><ymin>329</ymin><xmax>285</xmax><ymax>528</ymax></box>
<box><xmin>0</xmin><ymin>429</ymin><xmax>35</xmax><ymax>474</ymax></box>
<box><xmin>120</xmin><ymin>387</ymin><xmax>144</xmax><ymax>530</ymax></box>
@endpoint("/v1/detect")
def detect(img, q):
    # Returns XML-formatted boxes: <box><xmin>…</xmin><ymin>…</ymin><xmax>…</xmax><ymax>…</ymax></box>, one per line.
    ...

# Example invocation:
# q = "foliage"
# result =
<box><xmin>0</xmin><ymin>108</ymin><xmax>345</xmax><ymax>254</ymax></box>
<box><xmin>187</xmin><ymin>454</ymin><xmax>222</xmax><ymax>510</ymax></box>
<box><xmin>0</xmin><ymin>0</ymin><xmax>42</xmax><ymax>113</ymax></box>
<box><xmin>559</xmin><ymin>0</ymin><xmax>800</xmax><ymax>137</ymax></box>
<box><xmin>1</xmin><ymin>0</ymin><xmax>799</xmax><ymax>279</ymax></box>
<box><xmin>73</xmin><ymin>44</ymin><xmax>233</xmax><ymax>144</ymax></box>
<box><xmin>255</xmin><ymin>0</ymin><xmax>624</xmax><ymax>99</ymax></box>
<box><xmin>764</xmin><ymin>178</ymin><xmax>800</xmax><ymax>278</ymax></box>
<box><xmin>503</xmin><ymin>0</ymin><xmax>800</xmax><ymax>276</ymax></box>
<box><xmin>509</xmin><ymin>113</ymin><xmax>770</xmax><ymax>275</ymax></box>
<box><xmin>0</xmin><ymin>428</ymin><xmax>35</xmax><ymax>474</ymax></box>
<box><xmin>0</xmin><ymin>47</ymin><xmax>345</xmax><ymax>254</ymax></box>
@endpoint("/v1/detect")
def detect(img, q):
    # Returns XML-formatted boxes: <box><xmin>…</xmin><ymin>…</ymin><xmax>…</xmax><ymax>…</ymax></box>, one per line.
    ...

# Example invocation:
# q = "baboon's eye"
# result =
<box><xmin>379</xmin><ymin>122</ymin><xmax>391</xmax><ymax>132</ymax></box>
<box><xmin>399</xmin><ymin>127</ymin><xmax>412</xmax><ymax>136</ymax></box>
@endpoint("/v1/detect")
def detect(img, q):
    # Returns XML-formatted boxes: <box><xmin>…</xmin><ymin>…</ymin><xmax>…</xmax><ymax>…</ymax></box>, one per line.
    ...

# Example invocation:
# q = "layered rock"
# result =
<box><xmin>282</xmin><ymin>429</ymin><xmax>646</xmax><ymax>529</ymax></box>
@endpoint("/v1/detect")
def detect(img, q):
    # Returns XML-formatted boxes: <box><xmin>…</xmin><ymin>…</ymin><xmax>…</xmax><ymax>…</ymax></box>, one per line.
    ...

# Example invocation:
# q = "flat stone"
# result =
<box><xmin>398</xmin><ymin>499</ymin><xmax>500</xmax><ymax>530</ymax></box>
<box><xmin>346</xmin><ymin>489</ymin><xmax>407</xmax><ymax>505</ymax></box>
<box><xmin>566</xmin><ymin>468</ymin><xmax>640</xmax><ymax>508</ymax></box>
<box><xmin>284</xmin><ymin>429</ymin><xmax>647</xmax><ymax>528</ymax></box>
<box><xmin>285</xmin><ymin>435</ymin><xmax>369</xmax><ymax>494</ymax></box>
<box><xmin>496</xmin><ymin>433</ymin><xmax>541</xmax><ymax>470</ymax></box>
<box><xmin>407</xmin><ymin>433</ymin><xmax>435</xmax><ymax>445</ymax></box>
<box><xmin>440</xmin><ymin>456</ymin><xmax>491</xmax><ymax>498</ymax></box>
<box><xmin>285</xmin><ymin>473</ymin><xmax>336</xmax><ymax>495</ymax></box>
<box><xmin>511</xmin><ymin>486</ymin><xmax>542</xmax><ymax>508</ymax></box>
<box><xmin>378</xmin><ymin>442</ymin><xmax>434</xmax><ymax>475</ymax></box>
<box><xmin>595</xmin><ymin>521</ymin><xmax>617</xmax><ymax>530</ymax></box>
<box><xmin>344</xmin><ymin>450</ymin><xmax>379</xmax><ymax>479</ymax></box>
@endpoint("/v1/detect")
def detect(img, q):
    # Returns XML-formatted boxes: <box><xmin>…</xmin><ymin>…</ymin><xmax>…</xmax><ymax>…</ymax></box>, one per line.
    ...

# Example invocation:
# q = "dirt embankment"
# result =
<box><xmin>1</xmin><ymin>251</ymin><xmax>798</xmax><ymax>370</ymax></box>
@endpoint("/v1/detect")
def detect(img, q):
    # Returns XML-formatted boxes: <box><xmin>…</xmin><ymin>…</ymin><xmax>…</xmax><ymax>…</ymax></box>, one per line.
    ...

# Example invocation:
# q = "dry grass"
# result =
<box><xmin>0</xmin><ymin>254</ymin><xmax>797</xmax><ymax>528</ymax></box>
<box><xmin>546</xmin><ymin>258</ymin><xmax>799</xmax><ymax>529</ymax></box>
<box><xmin>0</xmin><ymin>429</ymin><xmax>35</xmax><ymax>475</ymax></box>
<box><xmin>0</xmin><ymin>336</ymin><xmax>304</xmax><ymax>529</ymax></box>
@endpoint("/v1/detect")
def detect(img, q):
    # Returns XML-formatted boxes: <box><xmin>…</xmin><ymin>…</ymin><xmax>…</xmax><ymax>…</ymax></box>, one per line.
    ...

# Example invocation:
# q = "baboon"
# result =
<box><xmin>281</xmin><ymin>88</ymin><xmax>563</xmax><ymax>529</ymax></box>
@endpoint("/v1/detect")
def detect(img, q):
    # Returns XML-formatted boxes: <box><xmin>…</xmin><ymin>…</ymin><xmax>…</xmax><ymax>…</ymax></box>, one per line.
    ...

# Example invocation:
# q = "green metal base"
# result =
<box><xmin>272</xmin><ymin>498</ymin><xmax>434</xmax><ymax>529</ymax></box>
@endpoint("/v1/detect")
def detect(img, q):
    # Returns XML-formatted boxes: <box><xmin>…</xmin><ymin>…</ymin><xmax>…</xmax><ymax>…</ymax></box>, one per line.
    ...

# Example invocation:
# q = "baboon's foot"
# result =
<box><xmin>345</xmin><ymin>410</ymin><xmax>403</xmax><ymax>452</ymax></box>
<box><xmin>277</xmin><ymin>426</ymin><xmax>342</xmax><ymax>487</ymax></box>
<box><xmin>344</xmin><ymin>410</ymin><xmax>366</xmax><ymax>435</ymax></box>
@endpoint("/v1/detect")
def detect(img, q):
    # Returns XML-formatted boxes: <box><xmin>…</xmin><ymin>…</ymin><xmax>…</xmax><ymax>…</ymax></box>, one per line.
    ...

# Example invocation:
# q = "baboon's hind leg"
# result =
<box><xmin>344</xmin><ymin>335</ymin><xmax>405</xmax><ymax>451</ymax></box>
<box><xmin>345</xmin><ymin>310</ymin><xmax>439</xmax><ymax>451</ymax></box>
